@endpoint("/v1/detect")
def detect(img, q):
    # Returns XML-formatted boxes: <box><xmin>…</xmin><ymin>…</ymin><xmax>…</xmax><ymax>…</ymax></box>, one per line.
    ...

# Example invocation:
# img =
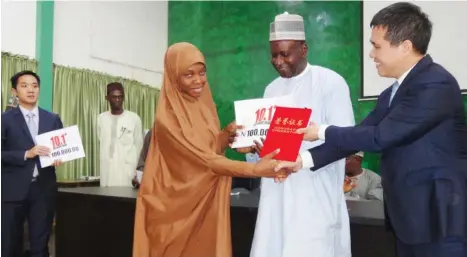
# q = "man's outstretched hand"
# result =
<box><xmin>296</xmin><ymin>122</ymin><xmax>320</xmax><ymax>141</ymax></box>
<box><xmin>273</xmin><ymin>155</ymin><xmax>303</xmax><ymax>183</ymax></box>
<box><xmin>253</xmin><ymin>149</ymin><xmax>294</xmax><ymax>182</ymax></box>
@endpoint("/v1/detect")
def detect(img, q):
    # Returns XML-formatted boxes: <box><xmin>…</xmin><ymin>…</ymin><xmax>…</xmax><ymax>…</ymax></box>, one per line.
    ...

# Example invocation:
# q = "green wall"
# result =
<box><xmin>168</xmin><ymin>1</ymin><xmax>466</xmax><ymax>172</ymax></box>
<box><xmin>36</xmin><ymin>0</ymin><xmax>54</xmax><ymax>111</ymax></box>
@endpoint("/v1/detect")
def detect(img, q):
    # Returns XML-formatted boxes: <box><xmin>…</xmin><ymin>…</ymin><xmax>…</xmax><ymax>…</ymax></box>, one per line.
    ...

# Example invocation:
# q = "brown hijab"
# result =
<box><xmin>133</xmin><ymin>42</ymin><xmax>257</xmax><ymax>257</ymax></box>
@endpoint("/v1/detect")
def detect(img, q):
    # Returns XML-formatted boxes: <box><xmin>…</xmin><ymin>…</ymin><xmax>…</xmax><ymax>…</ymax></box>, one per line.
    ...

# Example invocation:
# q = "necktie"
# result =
<box><xmin>27</xmin><ymin>112</ymin><xmax>39</xmax><ymax>178</ymax></box>
<box><xmin>27</xmin><ymin>112</ymin><xmax>37</xmax><ymax>139</ymax></box>
<box><xmin>389</xmin><ymin>81</ymin><xmax>400</xmax><ymax>107</ymax></box>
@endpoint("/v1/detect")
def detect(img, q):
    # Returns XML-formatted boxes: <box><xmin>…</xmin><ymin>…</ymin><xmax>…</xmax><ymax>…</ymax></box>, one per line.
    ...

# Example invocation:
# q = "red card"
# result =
<box><xmin>260</xmin><ymin>106</ymin><xmax>312</xmax><ymax>161</ymax></box>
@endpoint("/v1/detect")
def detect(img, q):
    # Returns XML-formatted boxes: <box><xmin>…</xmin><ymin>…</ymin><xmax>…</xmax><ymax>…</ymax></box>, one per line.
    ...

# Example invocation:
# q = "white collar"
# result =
<box><xmin>396</xmin><ymin>65</ymin><xmax>414</xmax><ymax>85</ymax></box>
<box><xmin>19</xmin><ymin>105</ymin><xmax>39</xmax><ymax>117</ymax></box>
<box><xmin>284</xmin><ymin>63</ymin><xmax>311</xmax><ymax>81</ymax></box>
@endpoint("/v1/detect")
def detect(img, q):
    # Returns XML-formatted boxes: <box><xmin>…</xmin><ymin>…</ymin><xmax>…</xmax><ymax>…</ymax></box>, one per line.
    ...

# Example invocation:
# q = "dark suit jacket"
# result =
<box><xmin>308</xmin><ymin>55</ymin><xmax>467</xmax><ymax>244</ymax></box>
<box><xmin>136</xmin><ymin>129</ymin><xmax>152</xmax><ymax>171</ymax></box>
<box><xmin>1</xmin><ymin>107</ymin><xmax>64</xmax><ymax>202</ymax></box>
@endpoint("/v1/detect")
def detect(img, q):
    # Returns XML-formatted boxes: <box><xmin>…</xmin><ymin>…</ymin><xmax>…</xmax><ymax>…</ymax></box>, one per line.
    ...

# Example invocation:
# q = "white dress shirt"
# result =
<box><xmin>20</xmin><ymin>105</ymin><xmax>39</xmax><ymax>178</ymax></box>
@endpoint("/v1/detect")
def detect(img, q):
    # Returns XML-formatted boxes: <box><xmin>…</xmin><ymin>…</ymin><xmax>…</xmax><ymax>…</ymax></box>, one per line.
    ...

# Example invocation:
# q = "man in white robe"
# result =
<box><xmin>344</xmin><ymin>152</ymin><xmax>383</xmax><ymax>203</ymax></box>
<box><xmin>248</xmin><ymin>12</ymin><xmax>355</xmax><ymax>257</ymax></box>
<box><xmin>97</xmin><ymin>82</ymin><xmax>143</xmax><ymax>187</ymax></box>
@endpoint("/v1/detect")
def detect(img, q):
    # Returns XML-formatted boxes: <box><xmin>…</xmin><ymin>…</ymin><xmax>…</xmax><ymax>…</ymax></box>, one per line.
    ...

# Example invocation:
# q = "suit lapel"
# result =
<box><xmin>374</xmin><ymin>89</ymin><xmax>392</xmax><ymax>121</ymax></box>
<box><xmin>380</xmin><ymin>89</ymin><xmax>391</xmax><ymax>109</ymax></box>
<box><xmin>13</xmin><ymin>107</ymin><xmax>35</xmax><ymax>143</ymax></box>
<box><xmin>389</xmin><ymin>55</ymin><xmax>433</xmax><ymax>108</ymax></box>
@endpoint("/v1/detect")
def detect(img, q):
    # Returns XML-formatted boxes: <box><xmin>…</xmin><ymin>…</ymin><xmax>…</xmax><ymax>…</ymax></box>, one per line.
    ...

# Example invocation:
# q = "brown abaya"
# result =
<box><xmin>132</xmin><ymin>42</ymin><xmax>276</xmax><ymax>257</ymax></box>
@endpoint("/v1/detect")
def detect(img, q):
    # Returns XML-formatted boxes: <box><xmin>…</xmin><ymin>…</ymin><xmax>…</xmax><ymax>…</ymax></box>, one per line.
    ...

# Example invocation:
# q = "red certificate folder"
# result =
<box><xmin>260</xmin><ymin>106</ymin><xmax>312</xmax><ymax>161</ymax></box>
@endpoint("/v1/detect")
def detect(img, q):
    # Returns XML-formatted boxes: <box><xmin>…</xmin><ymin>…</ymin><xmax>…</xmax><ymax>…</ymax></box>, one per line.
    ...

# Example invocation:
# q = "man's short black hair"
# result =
<box><xmin>370</xmin><ymin>2</ymin><xmax>432</xmax><ymax>55</ymax></box>
<box><xmin>10</xmin><ymin>70</ymin><xmax>41</xmax><ymax>89</ymax></box>
<box><xmin>107</xmin><ymin>82</ymin><xmax>124</xmax><ymax>95</ymax></box>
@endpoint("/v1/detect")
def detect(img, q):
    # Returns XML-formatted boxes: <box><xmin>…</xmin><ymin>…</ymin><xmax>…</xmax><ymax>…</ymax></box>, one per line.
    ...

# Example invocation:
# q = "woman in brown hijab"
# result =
<box><xmin>133</xmin><ymin>42</ymin><xmax>288</xmax><ymax>257</ymax></box>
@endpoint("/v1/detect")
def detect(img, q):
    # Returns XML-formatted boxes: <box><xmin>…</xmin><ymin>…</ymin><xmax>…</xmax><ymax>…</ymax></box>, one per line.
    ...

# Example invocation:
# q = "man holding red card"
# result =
<box><xmin>276</xmin><ymin>3</ymin><xmax>467</xmax><ymax>257</ymax></box>
<box><xmin>244</xmin><ymin>11</ymin><xmax>355</xmax><ymax>257</ymax></box>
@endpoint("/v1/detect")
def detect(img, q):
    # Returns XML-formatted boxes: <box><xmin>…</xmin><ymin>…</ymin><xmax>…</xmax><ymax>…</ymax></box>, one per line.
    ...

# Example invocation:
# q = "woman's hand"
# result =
<box><xmin>234</xmin><ymin>146</ymin><xmax>255</xmax><ymax>154</ymax></box>
<box><xmin>219</xmin><ymin>121</ymin><xmax>242</xmax><ymax>152</ymax></box>
<box><xmin>234</xmin><ymin>138</ymin><xmax>265</xmax><ymax>154</ymax></box>
<box><xmin>252</xmin><ymin>149</ymin><xmax>291</xmax><ymax>181</ymax></box>
<box><xmin>253</xmin><ymin>149</ymin><xmax>280</xmax><ymax>177</ymax></box>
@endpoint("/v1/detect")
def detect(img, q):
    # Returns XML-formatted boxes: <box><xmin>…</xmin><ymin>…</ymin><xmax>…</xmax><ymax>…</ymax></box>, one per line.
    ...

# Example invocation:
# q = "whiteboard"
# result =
<box><xmin>362</xmin><ymin>1</ymin><xmax>467</xmax><ymax>98</ymax></box>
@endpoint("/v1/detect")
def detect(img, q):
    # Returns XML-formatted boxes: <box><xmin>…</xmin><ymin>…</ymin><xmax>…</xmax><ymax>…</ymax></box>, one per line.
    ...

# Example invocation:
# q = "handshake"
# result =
<box><xmin>221</xmin><ymin>121</ymin><xmax>320</xmax><ymax>182</ymax></box>
<box><xmin>237</xmin><ymin>139</ymin><xmax>303</xmax><ymax>183</ymax></box>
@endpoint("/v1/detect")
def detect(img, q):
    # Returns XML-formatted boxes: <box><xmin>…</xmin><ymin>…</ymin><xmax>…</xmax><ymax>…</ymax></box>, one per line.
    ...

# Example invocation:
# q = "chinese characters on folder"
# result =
<box><xmin>261</xmin><ymin>107</ymin><xmax>311</xmax><ymax>161</ymax></box>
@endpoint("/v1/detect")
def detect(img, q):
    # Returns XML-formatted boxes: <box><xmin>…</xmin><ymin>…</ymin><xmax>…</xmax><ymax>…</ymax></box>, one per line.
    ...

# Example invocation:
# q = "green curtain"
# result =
<box><xmin>1</xmin><ymin>52</ymin><xmax>38</xmax><ymax>111</ymax></box>
<box><xmin>52</xmin><ymin>65</ymin><xmax>159</xmax><ymax>181</ymax></box>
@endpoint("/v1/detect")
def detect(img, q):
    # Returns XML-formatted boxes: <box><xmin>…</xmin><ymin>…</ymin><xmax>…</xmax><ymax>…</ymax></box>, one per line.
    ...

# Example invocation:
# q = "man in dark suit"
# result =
<box><xmin>276</xmin><ymin>2</ymin><xmax>467</xmax><ymax>257</ymax></box>
<box><xmin>2</xmin><ymin>70</ymin><xmax>64</xmax><ymax>257</ymax></box>
<box><xmin>132</xmin><ymin>129</ymin><xmax>152</xmax><ymax>188</ymax></box>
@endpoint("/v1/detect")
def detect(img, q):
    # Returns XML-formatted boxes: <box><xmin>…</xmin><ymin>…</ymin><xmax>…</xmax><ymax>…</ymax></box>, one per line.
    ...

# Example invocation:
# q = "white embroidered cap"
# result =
<box><xmin>269</xmin><ymin>12</ymin><xmax>306</xmax><ymax>41</ymax></box>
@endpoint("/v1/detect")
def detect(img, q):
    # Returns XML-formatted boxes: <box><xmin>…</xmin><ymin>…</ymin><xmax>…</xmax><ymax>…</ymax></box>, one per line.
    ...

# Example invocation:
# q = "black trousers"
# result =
<box><xmin>1</xmin><ymin>180</ymin><xmax>56</xmax><ymax>257</ymax></box>
<box><xmin>396</xmin><ymin>236</ymin><xmax>467</xmax><ymax>257</ymax></box>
